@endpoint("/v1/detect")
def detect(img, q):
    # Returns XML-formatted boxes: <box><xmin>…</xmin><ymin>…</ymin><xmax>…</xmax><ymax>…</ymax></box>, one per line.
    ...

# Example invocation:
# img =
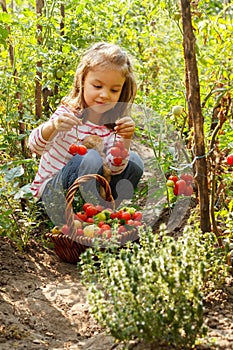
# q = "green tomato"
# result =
<box><xmin>56</xmin><ymin>68</ymin><xmax>65</xmax><ymax>79</ymax></box>
<box><xmin>172</xmin><ymin>105</ymin><xmax>184</xmax><ymax>116</ymax></box>
<box><xmin>121</xmin><ymin>206</ymin><xmax>136</xmax><ymax>215</ymax></box>
<box><xmin>166</xmin><ymin>180</ymin><xmax>175</xmax><ymax>187</ymax></box>
<box><xmin>101</xmin><ymin>209</ymin><xmax>112</xmax><ymax>219</ymax></box>
<box><xmin>94</xmin><ymin>212</ymin><xmax>106</xmax><ymax>223</ymax></box>
<box><xmin>47</xmin><ymin>72</ymin><xmax>54</xmax><ymax>80</ymax></box>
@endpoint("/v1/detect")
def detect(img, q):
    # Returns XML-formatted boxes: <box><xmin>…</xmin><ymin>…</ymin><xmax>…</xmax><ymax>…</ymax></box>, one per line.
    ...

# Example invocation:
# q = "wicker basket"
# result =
<box><xmin>45</xmin><ymin>174</ymin><xmax>139</xmax><ymax>263</ymax></box>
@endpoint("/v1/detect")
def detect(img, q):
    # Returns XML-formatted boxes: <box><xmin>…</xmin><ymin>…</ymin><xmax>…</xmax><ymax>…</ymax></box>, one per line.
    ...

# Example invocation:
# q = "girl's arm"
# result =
<box><xmin>28</xmin><ymin>106</ymin><xmax>81</xmax><ymax>155</ymax></box>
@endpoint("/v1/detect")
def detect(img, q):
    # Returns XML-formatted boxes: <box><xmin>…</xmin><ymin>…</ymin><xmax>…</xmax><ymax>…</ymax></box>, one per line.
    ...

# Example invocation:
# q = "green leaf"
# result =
<box><xmin>14</xmin><ymin>183</ymin><xmax>32</xmax><ymax>199</ymax></box>
<box><xmin>4</xmin><ymin>166</ymin><xmax>24</xmax><ymax>181</ymax></box>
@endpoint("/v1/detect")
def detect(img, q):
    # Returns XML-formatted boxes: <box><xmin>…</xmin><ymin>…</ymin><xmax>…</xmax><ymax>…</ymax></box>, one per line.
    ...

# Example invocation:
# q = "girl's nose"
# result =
<box><xmin>100</xmin><ymin>88</ymin><xmax>110</xmax><ymax>100</ymax></box>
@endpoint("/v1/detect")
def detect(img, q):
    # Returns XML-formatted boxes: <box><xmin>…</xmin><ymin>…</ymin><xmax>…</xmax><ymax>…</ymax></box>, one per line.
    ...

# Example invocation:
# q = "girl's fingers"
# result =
<box><xmin>53</xmin><ymin>113</ymin><xmax>82</xmax><ymax>131</ymax></box>
<box><xmin>114</xmin><ymin>117</ymin><xmax>135</xmax><ymax>138</ymax></box>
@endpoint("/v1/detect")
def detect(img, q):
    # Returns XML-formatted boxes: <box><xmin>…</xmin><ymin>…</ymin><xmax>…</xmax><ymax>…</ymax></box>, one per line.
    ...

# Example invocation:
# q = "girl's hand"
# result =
<box><xmin>114</xmin><ymin>116</ymin><xmax>135</xmax><ymax>139</ymax></box>
<box><xmin>42</xmin><ymin>112</ymin><xmax>82</xmax><ymax>141</ymax></box>
<box><xmin>52</xmin><ymin>112</ymin><xmax>82</xmax><ymax>131</ymax></box>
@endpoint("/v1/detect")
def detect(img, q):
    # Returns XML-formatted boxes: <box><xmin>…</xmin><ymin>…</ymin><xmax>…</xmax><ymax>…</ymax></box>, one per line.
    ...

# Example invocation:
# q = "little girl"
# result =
<box><xmin>29</xmin><ymin>42</ymin><xmax>144</xmax><ymax>225</ymax></box>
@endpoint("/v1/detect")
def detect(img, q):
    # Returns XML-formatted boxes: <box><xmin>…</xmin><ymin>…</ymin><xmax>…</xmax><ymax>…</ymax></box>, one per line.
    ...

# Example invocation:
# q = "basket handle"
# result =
<box><xmin>65</xmin><ymin>174</ymin><xmax>115</xmax><ymax>241</ymax></box>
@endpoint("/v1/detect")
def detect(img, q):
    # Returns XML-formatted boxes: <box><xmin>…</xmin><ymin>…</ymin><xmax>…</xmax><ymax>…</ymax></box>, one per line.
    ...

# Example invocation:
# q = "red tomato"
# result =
<box><xmin>115</xmin><ymin>210</ymin><xmax>123</xmax><ymax>219</ymax></box>
<box><xmin>69</xmin><ymin>144</ymin><xmax>80</xmax><ymax>155</ymax></box>
<box><xmin>110</xmin><ymin>147</ymin><xmax>121</xmax><ymax>157</ymax></box>
<box><xmin>96</xmin><ymin>228</ymin><xmax>103</xmax><ymax>235</ymax></box>
<box><xmin>174</xmin><ymin>179</ymin><xmax>186</xmax><ymax>196</ymax></box>
<box><xmin>95</xmin><ymin>205</ymin><xmax>104</xmax><ymax>213</ymax></box>
<box><xmin>227</xmin><ymin>154</ymin><xmax>233</xmax><ymax>165</ymax></box>
<box><xmin>126</xmin><ymin>219</ymin><xmax>135</xmax><ymax>226</ymax></box>
<box><xmin>101</xmin><ymin>224</ymin><xmax>111</xmax><ymax>231</ymax></box>
<box><xmin>61</xmin><ymin>224</ymin><xmax>69</xmax><ymax>235</ymax></box>
<box><xmin>184</xmin><ymin>184</ymin><xmax>193</xmax><ymax>196</ymax></box>
<box><xmin>113</xmin><ymin>156</ymin><xmax>123</xmax><ymax>165</ymax></box>
<box><xmin>86</xmin><ymin>217</ymin><xmax>94</xmax><ymax>223</ymax></box>
<box><xmin>133</xmin><ymin>220</ymin><xmax>142</xmax><ymax>227</ymax></box>
<box><xmin>132</xmin><ymin>211</ymin><xmax>142</xmax><ymax>221</ymax></box>
<box><xmin>180</xmin><ymin>173</ymin><xmax>194</xmax><ymax>184</ymax></box>
<box><xmin>110</xmin><ymin>212</ymin><xmax>118</xmax><ymax>219</ymax></box>
<box><xmin>77</xmin><ymin>145</ymin><xmax>87</xmax><ymax>155</ymax></box>
<box><xmin>118</xmin><ymin>225</ymin><xmax>127</xmax><ymax>233</ymax></box>
<box><xmin>168</xmin><ymin>175</ymin><xmax>179</xmax><ymax>184</ymax></box>
<box><xmin>85</xmin><ymin>205</ymin><xmax>98</xmax><ymax>217</ymax></box>
<box><xmin>115</xmin><ymin>140</ymin><xmax>125</xmax><ymax>150</ymax></box>
<box><xmin>76</xmin><ymin>211</ymin><xmax>87</xmax><ymax>222</ymax></box>
<box><xmin>121</xmin><ymin>149</ymin><xmax>129</xmax><ymax>159</ymax></box>
<box><xmin>83</xmin><ymin>202</ymin><xmax>93</xmax><ymax>212</ymax></box>
<box><xmin>77</xmin><ymin>228</ymin><xmax>84</xmax><ymax>236</ymax></box>
<box><xmin>98</xmin><ymin>221</ymin><xmax>105</xmax><ymax>228</ymax></box>
<box><xmin>121</xmin><ymin>211</ymin><xmax>131</xmax><ymax>221</ymax></box>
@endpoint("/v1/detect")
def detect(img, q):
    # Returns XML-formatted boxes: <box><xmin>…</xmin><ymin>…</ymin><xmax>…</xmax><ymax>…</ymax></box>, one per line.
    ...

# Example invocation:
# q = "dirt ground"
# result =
<box><xmin>0</xmin><ymin>234</ymin><xmax>233</xmax><ymax>350</ymax></box>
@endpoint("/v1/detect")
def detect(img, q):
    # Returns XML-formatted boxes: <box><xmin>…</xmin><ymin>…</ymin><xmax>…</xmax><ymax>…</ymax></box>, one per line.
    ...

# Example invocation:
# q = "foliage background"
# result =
<box><xmin>0</xmin><ymin>0</ymin><xmax>233</xmax><ymax>244</ymax></box>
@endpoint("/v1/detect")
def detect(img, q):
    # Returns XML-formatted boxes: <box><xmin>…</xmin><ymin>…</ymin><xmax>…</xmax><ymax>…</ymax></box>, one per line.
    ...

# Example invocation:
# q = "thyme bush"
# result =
<box><xmin>80</xmin><ymin>224</ymin><xmax>228</xmax><ymax>348</ymax></box>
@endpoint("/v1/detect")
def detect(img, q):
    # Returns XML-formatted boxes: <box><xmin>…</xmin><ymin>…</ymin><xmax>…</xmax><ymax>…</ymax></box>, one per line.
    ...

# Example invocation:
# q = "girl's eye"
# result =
<box><xmin>93</xmin><ymin>85</ymin><xmax>102</xmax><ymax>89</ymax></box>
<box><xmin>111</xmin><ymin>89</ymin><xmax>120</xmax><ymax>93</ymax></box>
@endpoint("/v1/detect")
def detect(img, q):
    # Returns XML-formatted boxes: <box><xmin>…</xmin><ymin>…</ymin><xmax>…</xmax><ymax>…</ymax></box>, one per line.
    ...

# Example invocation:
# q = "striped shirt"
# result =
<box><xmin>28</xmin><ymin>105</ymin><xmax>129</xmax><ymax>198</ymax></box>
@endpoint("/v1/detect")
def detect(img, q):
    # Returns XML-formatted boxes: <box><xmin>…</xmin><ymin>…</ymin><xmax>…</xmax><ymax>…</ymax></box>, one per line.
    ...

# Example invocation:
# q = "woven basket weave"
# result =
<box><xmin>45</xmin><ymin>174</ymin><xmax>139</xmax><ymax>263</ymax></box>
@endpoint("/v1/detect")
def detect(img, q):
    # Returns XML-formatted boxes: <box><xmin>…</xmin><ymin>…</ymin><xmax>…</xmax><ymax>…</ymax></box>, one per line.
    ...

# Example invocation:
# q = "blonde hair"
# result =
<box><xmin>62</xmin><ymin>42</ymin><xmax>137</xmax><ymax>123</ymax></box>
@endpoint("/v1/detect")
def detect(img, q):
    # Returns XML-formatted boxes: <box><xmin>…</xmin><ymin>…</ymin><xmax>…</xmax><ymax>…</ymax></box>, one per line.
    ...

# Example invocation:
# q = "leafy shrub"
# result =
<box><xmin>80</xmin><ymin>224</ymin><xmax>228</xmax><ymax>349</ymax></box>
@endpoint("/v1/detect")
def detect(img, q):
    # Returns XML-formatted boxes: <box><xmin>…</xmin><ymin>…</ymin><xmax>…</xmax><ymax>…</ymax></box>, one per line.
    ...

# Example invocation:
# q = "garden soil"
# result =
<box><xmin>0</xmin><ymin>236</ymin><xmax>233</xmax><ymax>350</ymax></box>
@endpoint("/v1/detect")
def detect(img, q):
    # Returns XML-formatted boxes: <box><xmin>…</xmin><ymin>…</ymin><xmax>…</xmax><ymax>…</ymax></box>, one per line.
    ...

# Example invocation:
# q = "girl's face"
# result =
<box><xmin>83</xmin><ymin>68</ymin><xmax>125</xmax><ymax>121</ymax></box>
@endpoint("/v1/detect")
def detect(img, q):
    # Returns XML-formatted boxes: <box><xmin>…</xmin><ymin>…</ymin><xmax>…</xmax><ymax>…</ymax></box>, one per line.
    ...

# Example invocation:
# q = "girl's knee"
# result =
<box><xmin>129</xmin><ymin>151</ymin><xmax>144</xmax><ymax>173</ymax></box>
<box><xmin>78</xmin><ymin>149</ymin><xmax>103</xmax><ymax>175</ymax></box>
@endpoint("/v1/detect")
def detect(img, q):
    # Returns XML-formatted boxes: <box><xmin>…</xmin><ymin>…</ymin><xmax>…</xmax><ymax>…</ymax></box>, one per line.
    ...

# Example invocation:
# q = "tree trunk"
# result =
<box><xmin>181</xmin><ymin>0</ymin><xmax>211</xmax><ymax>232</ymax></box>
<box><xmin>35</xmin><ymin>0</ymin><xmax>44</xmax><ymax>119</ymax></box>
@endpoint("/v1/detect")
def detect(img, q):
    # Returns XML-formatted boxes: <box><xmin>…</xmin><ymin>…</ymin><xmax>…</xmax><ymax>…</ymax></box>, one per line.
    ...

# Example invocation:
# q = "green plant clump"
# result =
<box><xmin>80</xmin><ymin>224</ymin><xmax>228</xmax><ymax>349</ymax></box>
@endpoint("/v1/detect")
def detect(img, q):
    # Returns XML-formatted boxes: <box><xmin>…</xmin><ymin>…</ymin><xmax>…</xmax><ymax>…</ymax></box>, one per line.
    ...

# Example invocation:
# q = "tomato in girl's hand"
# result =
<box><xmin>115</xmin><ymin>140</ymin><xmax>125</xmax><ymax>150</ymax></box>
<box><xmin>77</xmin><ymin>145</ymin><xmax>87</xmax><ymax>155</ymax></box>
<box><xmin>69</xmin><ymin>144</ymin><xmax>80</xmax><ymax>155</ymax></box>
<box><xmin>110</xmin><ymin>146</ymin><xmax>121</xmax><ymax>157</ymax></box>
<box><xmin>121</xmin><ymin>149</ymin><xmax>129</xmax><ymax>159</ymax></box>
<box><xmin>113</xmin><ymin>156</ymin><xmax>123</xmax><ymax>165</ymax></box>
<box><xmin>69</xmin><ymin>144</ymin><xmax>87</xmax><ymax>156</ymax></box>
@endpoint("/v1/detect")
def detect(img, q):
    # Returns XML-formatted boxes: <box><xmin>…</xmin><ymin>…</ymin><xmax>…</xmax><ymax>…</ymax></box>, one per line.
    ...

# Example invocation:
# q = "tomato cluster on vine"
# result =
<box><xmin>69</xmin><ymin>143</ymin><xmax>87</xmax><ymax>156</ymax></box>
<box><xmin>167</xmin><ymin>173</ymin><xmax>194</xmax><ymax>197</ymax></box>
<box><xmin>110</xmin><ymin>140</ymin><xmax>129</xmax><ymax>165</ymax></box>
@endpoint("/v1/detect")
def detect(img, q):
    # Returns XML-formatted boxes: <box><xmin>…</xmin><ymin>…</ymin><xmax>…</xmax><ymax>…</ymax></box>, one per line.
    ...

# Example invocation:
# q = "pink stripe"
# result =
<box><xmin>50</xmin><ymin>139</ymin><xmax>69</xmax><ymax>157</ymax></box>
<box><xmin>48</xmin><ymin>152</ymin><xmax>66</xmax><ymax>167</ymax></box>
<box><xmin>40</xmin><ymin>161</ymin><xmax>54</xmax><ymax>175</ymax></box>
<box><xmin>80</xmin><ymin>130</ymin><xmax>111</xmax><ymax>137</ymax></box>
<box><xmin>43</xmin><ymin>154</ymin><xmax>62</xmax><ymax>172</ymax></box>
